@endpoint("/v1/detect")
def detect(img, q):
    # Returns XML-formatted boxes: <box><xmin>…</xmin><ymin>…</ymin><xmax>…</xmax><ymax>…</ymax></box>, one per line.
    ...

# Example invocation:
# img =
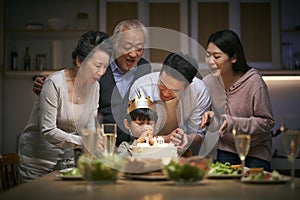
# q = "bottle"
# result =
<box><xmin>10</xmin><ymin>40</ymin><xmax>18</xmax><ymax>70</ymax></box>
<box><xmin>294</xmin><ymin>52</ymin><xmax>300</xmax><ymax>69</ymax></box>
<box><xmin>36</xmin><ymin>54</ymin><xmax>46</xmax><ymax>70</ymax></box>
<box><xmin>24</xmin><ymin>47</ymin><xmax>31</xmax><ymax>70</ymax></box>
<box><xmin>281</xmin><ymin>42</ymin><xmax>293</xmax><ymax>69</ymax></box>
<box><xmin>10</xmin><ymin>51</ymin><xmax>18</xmax><ymax>70</ymax></box>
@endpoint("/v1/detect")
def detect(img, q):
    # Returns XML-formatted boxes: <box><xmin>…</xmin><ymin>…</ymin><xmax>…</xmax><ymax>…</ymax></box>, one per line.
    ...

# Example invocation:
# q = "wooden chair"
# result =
<box><xmin>0</xmin><ymin>152</ymin><xmax>20</xmax><ymax>192</ymax></box>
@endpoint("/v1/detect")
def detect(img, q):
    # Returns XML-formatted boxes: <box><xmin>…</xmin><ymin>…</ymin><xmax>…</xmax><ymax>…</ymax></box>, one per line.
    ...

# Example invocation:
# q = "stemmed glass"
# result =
<box><xmin>283</xmin><ymin>129</ymin><xmax>300</xmax><ymax>188</ymax></box>
<box><xmin>233</xmin><ymin>129</ymin><xmax>251</xmax><ymax>175</ymax></box>
<box><xmin>101</xmin><ymin>123</ymin><xmax>117</xmax><ymax>155</ymax></box>
<box><xmin>81</xmin><ymin>115</ymin><xmax>102</xmax><ymax>157</ymax></box>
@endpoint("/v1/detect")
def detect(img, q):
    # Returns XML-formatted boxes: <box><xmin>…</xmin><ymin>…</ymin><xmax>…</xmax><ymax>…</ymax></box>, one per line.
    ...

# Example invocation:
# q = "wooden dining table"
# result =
<box><xmin>0</xmin><ymin>171</ymin><xmax>299</xmax><ymax>200</ymax></box>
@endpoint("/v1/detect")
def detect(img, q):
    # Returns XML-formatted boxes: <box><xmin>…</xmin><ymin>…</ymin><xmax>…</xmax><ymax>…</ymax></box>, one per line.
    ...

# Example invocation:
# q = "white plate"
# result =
<box><xmin>56</xmin><ymin>174</ymin><xmax>82</xmax><ymax>180</ymax></box>
<box><xmin>57</xmin><ymin>168</ymin><xmax>82</xmax><ymax>180</ymax></box>
<box><xmin>25</xmin><ymin>23</ymin><xmax>43</xmax><ymax>30</ymax></box>
<box><xmin>241</xmin><ymin>176</ymin><xmax>290</xmax><ymax>184</ymax></box>
<box><xmin>207</xmin><ymin>166</ymin><xmax>249</xmax><ymax>179</ymax></box>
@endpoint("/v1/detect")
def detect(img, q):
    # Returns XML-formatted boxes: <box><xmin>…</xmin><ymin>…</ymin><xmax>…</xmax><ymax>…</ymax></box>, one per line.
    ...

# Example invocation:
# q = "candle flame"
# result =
<box><xmin>232</xmin><ymin>128</ymin><xmax>236</xmax><ymax>136</ymax></box>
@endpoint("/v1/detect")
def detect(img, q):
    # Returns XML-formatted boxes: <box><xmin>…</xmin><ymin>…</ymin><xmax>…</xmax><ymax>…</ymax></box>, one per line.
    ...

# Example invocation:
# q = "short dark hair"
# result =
<box><xmin>206</xmin><ymin>29</ymin><xmax>251</xmax><ymax>73</ymax></box>
<box><xmin>71</xmin><ymin>31</ymin><xmax>110</xmax><ymax>66</ymax></box>
<box><xmin>125</xmin><ymin>108</ymin><xmax>158</xmax><ymax>123</ymax></box>
<box><xmin>160</xmin><ymin>52</ymin><xmax>198</xmax><ymax>85</ymax></box>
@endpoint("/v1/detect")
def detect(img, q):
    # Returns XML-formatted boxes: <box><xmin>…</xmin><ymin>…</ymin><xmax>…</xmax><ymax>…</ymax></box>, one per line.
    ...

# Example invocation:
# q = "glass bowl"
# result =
<box><xmin>77</xmin><ymin>153</ymin><xmax>125</xmax><ymax>184</ymax></box>
<box><xmin>163</xmin><ymin>156</ymin><xmax>211</xmax><ymax>185</ymax></box>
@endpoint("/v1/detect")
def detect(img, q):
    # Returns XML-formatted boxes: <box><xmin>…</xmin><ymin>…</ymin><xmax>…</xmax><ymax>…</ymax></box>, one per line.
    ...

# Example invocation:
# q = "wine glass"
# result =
<box><xmin>233</xmin><ymin>129</ymin><xmax>251</xmax><ymax>175</ymax></box>
<box><xmin>80</xmin><ymin>115</ymin><xmax>102</xmax><ymax>157</ymax></box>
<box><xmin>101</xmin><ymin>123</ymin><xmax>117</xmax><ymax>155</ymax></box>
<box><xmin>283</xmin><ymin>129</ymin><xmax>300</xmax><ymax>188</ymax></box>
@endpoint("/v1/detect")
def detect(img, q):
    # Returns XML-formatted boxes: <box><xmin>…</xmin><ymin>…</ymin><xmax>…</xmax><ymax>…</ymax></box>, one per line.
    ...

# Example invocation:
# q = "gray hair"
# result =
<box><xmin>112</xmin><ymin>19</ymin><xmax>147</xmax><ymax>43</ymax></box>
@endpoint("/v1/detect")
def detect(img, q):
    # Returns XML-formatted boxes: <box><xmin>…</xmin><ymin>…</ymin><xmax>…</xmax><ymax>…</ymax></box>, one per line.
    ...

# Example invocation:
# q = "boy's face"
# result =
<box><xmin>124</xmin><ymin>118</ymin><xmax>155</xmax><ymax>138</ymax></box>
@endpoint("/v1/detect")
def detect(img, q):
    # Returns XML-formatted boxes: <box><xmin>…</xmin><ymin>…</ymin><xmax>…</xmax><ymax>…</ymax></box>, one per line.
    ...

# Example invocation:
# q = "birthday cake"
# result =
<box><xmin>127</xmin><ymin>92</ymin><xmax>178</xmax><ymax>160</ymax></box>
<box><xmin>131</xmin><ymin>136</ymin><xmax>178</xmax><ymax>159</ymax></box>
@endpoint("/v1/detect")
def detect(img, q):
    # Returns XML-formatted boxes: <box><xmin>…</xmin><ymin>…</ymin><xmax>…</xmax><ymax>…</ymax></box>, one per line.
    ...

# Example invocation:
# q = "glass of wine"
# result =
<box><xmin>233</xmin><ymin>129</ymin><xmax>251</xmax><ymax>175</ymax></box>
<box><xmin>101</xmin><ymin>123</ymin><xmax>117</xmax><ymax>155</ymax></box>
<box><xmin>283</xmin><ymin>129</ymin><xmax>300</xmax><ymax>188</ymax></box>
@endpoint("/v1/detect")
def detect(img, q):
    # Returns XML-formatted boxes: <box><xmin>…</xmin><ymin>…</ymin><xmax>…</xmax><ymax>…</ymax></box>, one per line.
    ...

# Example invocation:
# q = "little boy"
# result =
<box><xmin>117</xmin><ymin>93</ymin><xmax>158</xmax><ymax>157</ymax></box>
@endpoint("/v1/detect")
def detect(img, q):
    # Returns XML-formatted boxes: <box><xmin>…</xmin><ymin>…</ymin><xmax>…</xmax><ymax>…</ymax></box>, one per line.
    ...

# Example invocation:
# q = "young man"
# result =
<box><xmin>129</xmin><ymin>52</ymin><xmax>211</xmax><ymax>155</ymax></box>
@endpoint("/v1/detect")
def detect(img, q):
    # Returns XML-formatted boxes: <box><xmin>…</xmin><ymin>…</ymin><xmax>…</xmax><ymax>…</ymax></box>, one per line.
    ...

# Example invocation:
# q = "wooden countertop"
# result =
<box><xmin>259</xmin><ymin>69</ymin><xmax>300</xmax><ymax>76</ymax></box>
<box><xmin>1</xmin><ymin>171</ymin><xmax>299</xmax><ymax>200</ymax></box>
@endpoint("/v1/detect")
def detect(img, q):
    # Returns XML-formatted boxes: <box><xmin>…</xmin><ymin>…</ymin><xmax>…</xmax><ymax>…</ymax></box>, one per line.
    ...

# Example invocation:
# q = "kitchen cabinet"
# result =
<box><xmin>99</xmin><ymin>0</ymin><xmax>188</xmax><ymax>63</ymax></box>
<box><xmin>4</xmin><ymin>0</ymin><xmax>298</xmax><ymax>72</ymax></box>
<box><xmin>101</xmin><ymin>0</ymin><xmax>279</xmax><ymax>66</ymax></box>
<box><xmin>1</xmin><ymin>0</ymin><xmax>98</xmax><ymax>153</ymax></box>
<box><xmin>191</xmin><ymin>0</ymin><xmax>281</xmax><ymax>70</ymax></box>
<box><xmin>147</xmin><ymin>1</ymin><xmax>187</xmax><ymax>63</ymax></box>
<box><xmin>280</xmin><ymin>0</ymin><xmax>300</xmax><ymax>69</ymax></box>
<box><xmin>4</xmin><ymin>0</ymin><xmax>98</xmax><ymax>71</ymax></box>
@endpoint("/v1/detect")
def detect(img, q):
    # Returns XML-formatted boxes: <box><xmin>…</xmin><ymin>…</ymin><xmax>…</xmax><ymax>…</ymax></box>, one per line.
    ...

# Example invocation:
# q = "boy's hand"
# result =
<box><xmin>137</xmin><ymin>127</ymin><xmax>154</xmax><ymax>144</ymax></box>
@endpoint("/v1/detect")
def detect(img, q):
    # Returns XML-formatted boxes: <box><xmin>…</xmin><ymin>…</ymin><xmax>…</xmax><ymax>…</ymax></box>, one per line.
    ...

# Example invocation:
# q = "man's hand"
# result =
<box><xmin>177</xmin><ymin>131</ymin><xmax>188</xmax><ymax>153</ymax></box>
<box><xmin>33</xmin><ymin>76</ymin><xmax>47</xmax><ymax>95</ymax></box>
<box><xmin>164</xmin><ymin>128</ymin><xmax>189</xmax><ymax>154</ymax></box>
<box><xmin>165</xmin><ymin>128</ymin><xmax>185</xmax><ymax>146</ymax></box>
<box><xmin>200</xmin><ymin>111</ymin><xmax>214</xmax><ymax>128</ymax></box>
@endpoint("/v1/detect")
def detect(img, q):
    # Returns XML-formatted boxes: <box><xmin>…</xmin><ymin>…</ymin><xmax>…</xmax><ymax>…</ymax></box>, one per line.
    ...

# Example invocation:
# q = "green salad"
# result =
<box><xmin>78</xmin><ymin>153</ymin><xmax>125</xmax><ymax>182</ymax></box>
<box><xmin>244</xmin><ymin>170</ymin><xmax>283</xmax><ymax>181</ymax></box>
<box><xmin>163</xmin><ymin>157</ymin><xmax>210</xmax><ymax>184</ymax></box>
<box><xmin>208</xmin><ymin>162</ymin><xmax>242</xmax><ymax>175</ymax></box>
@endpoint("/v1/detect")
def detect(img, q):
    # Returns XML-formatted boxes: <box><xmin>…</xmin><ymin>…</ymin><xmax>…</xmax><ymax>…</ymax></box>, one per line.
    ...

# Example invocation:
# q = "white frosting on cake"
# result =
<box><xmin>132</xmin><ymin>136</ymin><xmax>178</xmax><ymax>159</ymax></box>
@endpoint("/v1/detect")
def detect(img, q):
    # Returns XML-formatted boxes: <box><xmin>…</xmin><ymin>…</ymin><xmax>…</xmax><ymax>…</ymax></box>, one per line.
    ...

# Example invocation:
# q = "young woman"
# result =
<box><xmin>201</xmin><ymin>29</ymin><xmax>275</xmax><ymax>171</ymax></box>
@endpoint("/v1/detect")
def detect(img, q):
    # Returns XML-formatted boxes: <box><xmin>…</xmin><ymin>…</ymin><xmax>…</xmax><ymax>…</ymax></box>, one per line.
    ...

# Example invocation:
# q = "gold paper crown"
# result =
<box><xmin>127</xmin><ymin>92</ymin><xmax>155</xmax><ymax>114</ymax></box>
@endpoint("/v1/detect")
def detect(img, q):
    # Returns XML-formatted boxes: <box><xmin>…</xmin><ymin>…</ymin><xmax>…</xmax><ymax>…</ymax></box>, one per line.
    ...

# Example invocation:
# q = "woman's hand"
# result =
<box><xmin>82</xmin><ymin>135</ymin><xmax>104</xmax><ymax>155</ymax></box>
<box><xmin>200</xmin><ymin>111</ymin><xmax>214</xmax><ymax>128</ymax></box>
<box><xmin>219</xmin><ymin>114</ymin><xmax>228</xmax><ymax>137</ymax></box>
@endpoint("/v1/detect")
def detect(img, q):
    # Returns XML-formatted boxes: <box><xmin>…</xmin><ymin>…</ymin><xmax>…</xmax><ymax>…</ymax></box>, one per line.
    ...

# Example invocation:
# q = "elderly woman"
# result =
<box><xmin>18</xmin><ymin>31</ymin><xmax>112</xmax><ymax>182</ymax></box>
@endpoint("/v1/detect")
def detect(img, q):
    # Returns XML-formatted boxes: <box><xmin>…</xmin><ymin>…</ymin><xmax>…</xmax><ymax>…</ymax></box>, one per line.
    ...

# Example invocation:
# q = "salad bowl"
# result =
<box><xmin>163</xmin><ymin>156</ymin><xmax>211</xmax><ymax>185</ymax></box>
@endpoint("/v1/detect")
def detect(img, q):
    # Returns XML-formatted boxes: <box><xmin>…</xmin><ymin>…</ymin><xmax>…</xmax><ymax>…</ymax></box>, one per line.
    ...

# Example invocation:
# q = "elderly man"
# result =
<box><xmin>100</xmin><ymin>19</ymin><xmax>151</xmax><ymax>145</ymax></box>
